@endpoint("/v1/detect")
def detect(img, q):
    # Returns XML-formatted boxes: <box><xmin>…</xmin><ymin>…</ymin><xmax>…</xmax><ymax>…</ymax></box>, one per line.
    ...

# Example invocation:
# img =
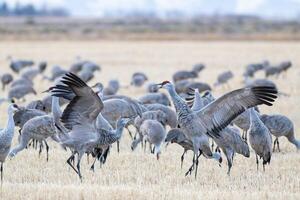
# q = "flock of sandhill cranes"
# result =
<box><xmin>0</xmin><ymin>57</ymin><xmax>298</xmax><ymax>182</ymax></box>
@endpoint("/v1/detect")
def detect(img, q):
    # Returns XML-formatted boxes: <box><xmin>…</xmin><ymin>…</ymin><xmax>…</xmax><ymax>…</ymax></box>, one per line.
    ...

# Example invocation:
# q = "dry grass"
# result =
<box><xmin>0</xmin><ymin>40</ymin><xmax>299</xmax><ymax>200</ymax></box>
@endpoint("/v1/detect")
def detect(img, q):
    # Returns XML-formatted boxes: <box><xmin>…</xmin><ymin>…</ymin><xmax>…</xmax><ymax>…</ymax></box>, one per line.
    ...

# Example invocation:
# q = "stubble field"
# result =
<box><xmin>0</xmin><ymin>40</ymin><xmax>299</xmax><ymax>200</ymax></box>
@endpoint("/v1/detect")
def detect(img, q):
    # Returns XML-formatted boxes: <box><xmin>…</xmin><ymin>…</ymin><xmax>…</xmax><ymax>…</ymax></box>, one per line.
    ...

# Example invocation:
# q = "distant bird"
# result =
<box><xmin>192</xmin><ymin>63</ymin><xmax>205</xmax><ymax>74</ymax></box>
<box><xmin>81</xmin><ymin>61</ymin><xmax>101</xmax><ymax>72</ymax></box>
<box><xmin>145</xmin><ymin>103</ymin><xmax>178</xmax><ymax>129</ymax></box>
<box><xmin>278</xmin><ymin>61</ymin><xmax>292</xmax><ymax>77</ymax></box>
<box><xmin>103</xmin><ymin>80</ymin><xmax>120</xmax><ymax>95</ymax></box>
<box><xmin>244</xmin><ymin>62</ymin><xmax>267</xmax><ymax>78</ymax></box>
<box><xmin>26</xmin><ymin>100</ymin><xmax>47</xmax><ymax>112</ymax></box>
<box><xmin>260</xmin><ymin>114</ymin><xmax>300</xmax><ymax>151</ymax></box>
<box><xmin>21</xmin><ymin>61</ymin><xmax>47</xmax><ymax>81</ymax></box>
<box><xmin>214</xmin><ymin>70</ymin><xmax>234</xmax><ymax>87</ymax></box>
<box><xmin>138</xmin><ymin>119</ymin><xmax>166</xmax><ymax>159</ymax></box>
<box><xmin>147</xmin><ymin>83</ymin><xmax>159</xmax><ymax>93</ymax></box>
<box><xmin>175</xmin><ymin>80</ymin><xmax>211</xmax><ymax>95</ymax></box>
<box><xmin>0</xmin><ymin>104</ymin><xmax>19</xmax><ymax>183</ymax></box>
<box><xmin>10</xmin><ymin>77</ymin><xmax>33</xmax><ymax>88</ymax></box>
<box><xmin>78</xmin><ymin>69</ymin><xmax>94</xmax><ymax>83</ymax></box>
<box><xmin>8</xmin><ymin>84</ymin><xmax>36</xmax><ymax>101</ymax></box>
<box><xmin>8</xmin><ymin>56</ymin><xmax>34</xmax><ymax>73</ymax></box>
<box><xmin>131</xmin><ymin>72</ymin><xmax>148</xmax><ymax>87</ymax></box>
<box><xmin>1</xmin><ymin>73</ymin><xmax>13</xmax><ymax>90</ymax></box>
<box><xmin>265</xmin><ymin>66</ymin><xmax>280</xmax><ymax>78</ymax></box>
<box><xmin>47</xmin><ymin>65</ymin><xmax>68</xmax><ymax>81</ymax></box>
<box><xmin>172</xmin><ymin>70</ymin><xmax>198</xmax><ymax>83</ymax></box>
<box><xmin>248</xmin><ymin>108</ymin><xmax>272</xmax><ymax>171</ymax></box>
<box><xmin>158</xmin><ymin>80</ymin><xmax>277</xmax><ymax>177</ymax></box>
<box><xmin>138</xmin><ymin>92</ymin><xmax>171</xmax><ymax>106</ymax></box>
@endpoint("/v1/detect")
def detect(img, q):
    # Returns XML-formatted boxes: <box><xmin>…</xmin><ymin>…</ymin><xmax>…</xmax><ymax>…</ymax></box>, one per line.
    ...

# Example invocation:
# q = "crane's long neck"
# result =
<box><xmin>191</xmin><ymin>90</ymin><xmax>204</xmax><ymax>111</ymax></box>
<box><xmin>166</xmin><ymin>85</ymin><xmax>191</xmax><ymax>115</ymax></box>
<box><xmin>115</xmin><ymin>123</ymin><xmax>126</xmax><ymax>139</ymax></box>
<box><xmin>51</xmin><ymin>96</ymin><xmax>68</xmax><ymax>136</ymax></box>
<box><xmin>287</xmin><ymin>134</ymin><xmax>300</xmax><ymax>149</ymax></box>
<box><xmin>2</xmin><ymin>106</ymin><xmax>15</xmax><ymax>142</ymax></box>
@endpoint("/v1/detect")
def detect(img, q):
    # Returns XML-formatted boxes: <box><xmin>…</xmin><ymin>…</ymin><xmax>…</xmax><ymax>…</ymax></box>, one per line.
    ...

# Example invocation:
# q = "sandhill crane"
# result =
<box><xmin>192</xmin><ymin>63</ymin><xmax>205</xmax><ymax>74</ymax></box>
<box><xmin>0</xmin><ymin>104</ymin><xmax>19</xmax><ymax>183</ymax></box>
<box><xmin>131</xmin><ymin>72</ymin><xmax>148</xmax><ymax>87</ymax></box>
<box><xmin>46</xmin><ymin>65</ymin><xmax>68</xmax><ymax>81</ymax></box>
<box><xmin>158</xmin><ymin>80</ymin><xmax>277</xmax><ymax>177</ymax></box>
<box><xmin>147</xmin><ymin>83</ymin><xmax>159</xmax><ymax>93</ymax></box>
<box><xmin>10</xmin><ymin>77</ymin><xmax>33</xmax><ymax>88</ymax></box>
<box><xmin>78</xmin><ymin>69</ymin><xmax>94</xmax><ymax>83</ymax></box>
<box><xmin>9</xmin><ymin>114</ymin><xmax>56</xmax><ymax>161</ymax></box>
<box><xmin>260</xmin><ymin>114</ymin><xmax>299</xmax><ymax>151</ymax></box>
<box><xmin>138</xmin><ymin>92</ymin><xmax>171</xmax><ymax>106</ymax></box>
<box><xmin>102</xmin><ymin>80</ymin><xmax>120</xmax><ymax>95</ymax></box>
<box><xmin>244</xmin><ymin>62</ymin><xmax>267</xmax><ymax>78</ymax></box>
<box><xmin>172</xmin><ymin>70</ymin><xmax>198</xmax><ymax>83</ymax></box>
<box><xmin>131</xmin><ymin>110</ymin><xmax>167</xmax><ymax>150</ymax></box>
<box><xmin>278</xmin><ymin>61</ymin><xmax>292</xmax><ymax>77</ymax></box>
<box><xmin>13</xmin><ymin>108</ymin><xmax>46</xmax><ymax>130</ymax></box>
<box><xmin>1</xmin><ymin>73</ymin><xmax>13</xmax><ymax>90</ymax></box>
<box><xmin>175</xmin><ymin>80</ymin><xmax>211</xmax><ymax>96</ymax></box>
<box><xmin>214</xmin><ymin>70</ymin><xmax>234</xmax><ymax>87</ymax></box>
<box><xmin>26</xmin><ymin>100</ymin><xmax>47</xmax><ymax>112</ymax></box>
<box><xmin>48</xmin><ymin>72</ymin><xmax>131</xmax><ymax>179</ymax></box>
<box><xmin>184</xmin><ymin>88</ymin><xmax>250</xmax><ymax>174</ymax></box>
<box><xmin>138</xmin><ymin>119</ymin><xmax>166</xmax><ymax>160</ymax></box>
<box><xmin>8</xmin><ymin>57</ymin><xmax>34</xmax><ymax>73</ymax></box>
<box><xmin>8</xmin><ymin>84</ymin><xmax>36</xmax><ymax>101</ymax></box>
<box><xmin>248</xmin><ymin>108</ymin><xmax>272</xmax><ymax>171</ymax></box>
<box><xmin>165</xmin><ymin>128</ymin><xmax>193</xmax><ymax>169</ymax></box>
<box><xmin>265</xmin><ymin>66</ymin><xmax>280</xmax><ymax>78</ymax></box>
<box><xmin>21</xmin><ymin>61</ymin><xmax>47</xmax><ymax>81</ymax></box>
<box><xmin>145</xmin><ymin>104</ymin><xmax>178</xmax><ymax>129</ymax></box>
<box><xmin>81</xmin><ymin>62</ymin><xmax>101</xmax><ymax>72</ymax></box>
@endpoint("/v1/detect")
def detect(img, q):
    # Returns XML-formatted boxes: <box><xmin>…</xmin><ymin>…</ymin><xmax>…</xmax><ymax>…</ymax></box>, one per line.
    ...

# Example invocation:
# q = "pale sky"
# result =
<box><xmin>1</xmin><ymin>0</ymin><xmax>300</xmax><ymax>19</ymax></box>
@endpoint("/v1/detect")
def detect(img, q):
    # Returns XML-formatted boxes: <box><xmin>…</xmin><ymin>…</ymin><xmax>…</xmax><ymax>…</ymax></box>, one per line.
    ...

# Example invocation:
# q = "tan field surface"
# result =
<box><xmin>0</xmin><ymin>40</ymin><xmax>299</xmax><ymax>200</ymax></box>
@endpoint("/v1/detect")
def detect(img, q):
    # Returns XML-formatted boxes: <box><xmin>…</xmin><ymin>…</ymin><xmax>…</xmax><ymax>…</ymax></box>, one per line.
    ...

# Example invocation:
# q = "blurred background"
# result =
<box><xmin>0</xmin><ymin>0</ymin><xmax>300</xmax><ymax>40</ymax></box>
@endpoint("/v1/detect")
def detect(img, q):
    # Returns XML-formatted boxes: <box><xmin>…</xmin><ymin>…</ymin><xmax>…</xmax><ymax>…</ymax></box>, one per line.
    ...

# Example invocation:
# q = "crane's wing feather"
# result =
<box><xmin>197</xmin><ymin>86</ymin><xmax>277</xmax><ymax>137</ymax></box>
<box><xmin>51</xmin><ymin>72</ymin><xmax>103</xmax><ymax>129</ymax></box>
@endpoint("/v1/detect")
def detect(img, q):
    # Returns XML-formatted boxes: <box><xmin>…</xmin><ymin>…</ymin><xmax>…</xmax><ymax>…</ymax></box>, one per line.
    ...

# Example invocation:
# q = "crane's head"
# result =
<box><xmin>157</xmin><ymin>80</ymin><xmax>172</xmax><ymax>90</ymax></box>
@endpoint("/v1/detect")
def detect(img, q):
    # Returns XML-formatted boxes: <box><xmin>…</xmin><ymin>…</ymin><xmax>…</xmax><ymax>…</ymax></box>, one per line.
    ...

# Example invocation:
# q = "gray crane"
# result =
<box><xmin>139</xmin><ymin>119</ymin><xmax>166</xmax><ymax>160</ymax></box>
<box><xmin>158</xmin><ymin>80</ymin><xmax>277</xmax><ymax>178</ymax></box>
<box><xmin>260</xmin><ymin>114</ymin><xmax>299</xmax><ymax>151</ymax></box>
<box><xmin>138</xmin><ymin>92</ymin><xmax>171</xmax><ymax>106</ymax></box>
<box><xmin>1</xmin><ymin>73</ymin><xmax>13</xmax><ymax>91</ymax></box>
<box><xmin>0</xmin><ymin>104</ymin><xmax>19</xmax><ymax>183</ymax></box>
<box><xmin>8</xmin><ymin>84</ymin><xmax>37</xmax><ymax>101</ymax></box>
<box><xmin>48</xmin><ymin>72</ymin><xmax>131</xmax><ymax>179</ymax></box>
<box><xmin>214</xmin><ymin>70</ymin><xmax>234</xmax><ymax>87</ymax></box>
<box><xmin>248</xmin><ymin>108</ymin><xmax>272</xmax><ymax>171</ymax></box>
<box><xmin>131</xmin><ymin>72</ymin><xmax>148</xmax><ymax>87</ymax></box>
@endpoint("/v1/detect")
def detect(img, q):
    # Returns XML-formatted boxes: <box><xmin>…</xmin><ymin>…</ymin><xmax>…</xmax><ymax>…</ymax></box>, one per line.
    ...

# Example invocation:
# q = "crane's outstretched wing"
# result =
<box><xmin>50</xmin><ymin>72</ymin><xmax>103</xmax><ymax>129</ymax></box>
<box><xmin>197</xmin><ymin>86</ymin><xmax>277</xmax><ymax>137</ymax></box>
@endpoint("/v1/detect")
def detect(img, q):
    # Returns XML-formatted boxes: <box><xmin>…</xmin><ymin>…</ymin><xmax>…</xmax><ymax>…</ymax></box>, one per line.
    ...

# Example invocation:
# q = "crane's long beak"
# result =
<box><xmin>156</xmin><ymin>83</ymin><xmax>163</xmax><ymax>89</ymax></box>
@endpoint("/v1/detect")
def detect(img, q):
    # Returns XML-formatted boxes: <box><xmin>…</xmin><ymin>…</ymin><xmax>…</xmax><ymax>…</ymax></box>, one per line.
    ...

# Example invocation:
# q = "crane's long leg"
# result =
<box><xmin>66</xmin><ymin>154</ymin><xmax>78</xmax><ymax>175</ymax></box>
<box><xmin>76</xmin><ymin>152</ymin><xmax>84</xmax><ymax>181</ymax></box>
<box><xmin>277</xmin><ymin>139</ymin><xmax>280</xmax><ymax>152</ymax></box>
<box><xmin>256</xmin><ymin>154</ymin><xmax>259</xmax><ymax>171</ymax></box>
<box><xmin>273</xmin><ymin>138</ymin><xmax>277</xmax><ymax>152</ymax></box>
<box><xmin>180</xmin><ymin>150</ymin><xmax>187</xmax><ymax>169</ymax></box>
<box><xmin>38</xmin><ymin>141</ymin><xmax>43</xmax><ymax>157</ymax></box>
<box><xmin>117</xmin><ymin>141</ymin><xmax>120</xmax><ymax>153</ymax></box>
<box><xmin>44</xmin><ymin>140</ymin><xmax>49</xmax><ymax>162</ymax></box>
<box><xmin>1</xmin><ymin>163</ymin><xmax>3</xmax><ymax>184</ymax></box>
<box><xmin>185</xmin><ymin>153</ymin><xmax>196</xmax><ymax>176</ymax></box>
<box><xmin>194</xmin><ymin>151</ymin><xmax>202</xmax><ymax>179</ymax></box>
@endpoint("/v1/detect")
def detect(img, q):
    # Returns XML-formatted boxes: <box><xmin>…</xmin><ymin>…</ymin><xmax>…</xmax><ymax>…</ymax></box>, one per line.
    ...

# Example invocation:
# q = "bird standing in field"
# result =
<box><xmin>0</xmin><ymin>104</ymin><xmax>19</xmax><ymax>183</ymax></box>
<box><xmin>260</xmin><ymin>114</ymin><xmax>300</xmax><ymax>151</ymax></box>
<box><xmin>248</xmin><ymin>108</ymin><xmax>272</xmax><ymax>171</ymax></box>
<box><xmin>49</xmin><ymin>73</ymin><xmax>131</xmax><ymax>179</ymax></box>
<box><xmin>158</xmin><ymin>80</ymin><xmax>277</xmax><ymax>178</ymax></box>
